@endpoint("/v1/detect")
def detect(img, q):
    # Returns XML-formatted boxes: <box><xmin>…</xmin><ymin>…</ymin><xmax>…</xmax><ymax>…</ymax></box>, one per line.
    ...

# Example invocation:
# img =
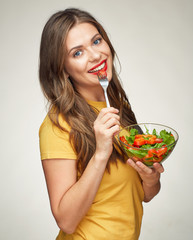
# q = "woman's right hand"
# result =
<box><xmin>93</xmin><ymin>107</ymin><xmax>120</xmax><ymax>161</ymax></box>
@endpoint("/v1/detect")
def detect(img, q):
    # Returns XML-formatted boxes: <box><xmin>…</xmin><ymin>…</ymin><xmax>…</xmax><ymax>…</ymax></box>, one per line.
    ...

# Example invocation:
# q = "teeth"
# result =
<box><xmin>89</xmin><ymin>62</ymin><xmax>105</xmax><ymax>73</ymax></box>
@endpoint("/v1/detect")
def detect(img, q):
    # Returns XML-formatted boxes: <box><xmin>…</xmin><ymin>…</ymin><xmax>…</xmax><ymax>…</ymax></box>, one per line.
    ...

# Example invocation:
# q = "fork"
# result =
<box><xmin>97</xmin><ymin>72</ymin><xmax>110</xmax><ymax>107</ymax></box>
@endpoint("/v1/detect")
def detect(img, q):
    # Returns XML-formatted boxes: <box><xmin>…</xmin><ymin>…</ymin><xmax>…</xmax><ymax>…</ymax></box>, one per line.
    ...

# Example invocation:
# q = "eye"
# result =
<box><xmin>73</xmin><ymin>50</ymin><xmax>82</xmax><ymax>57</ymax></box>
<box><xmin>93</xmin><ymin>38</ymin><xmax>102</xmax><ymax>45</ymax></box>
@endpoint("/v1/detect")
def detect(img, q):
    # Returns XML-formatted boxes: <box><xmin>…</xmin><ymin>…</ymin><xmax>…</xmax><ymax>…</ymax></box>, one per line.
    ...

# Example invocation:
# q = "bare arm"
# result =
<box><xmin>127</xmin><ymin>160</ymin><xmax>164</xmax><ymax>202</ymax></box>
<box><xmin>42</xmin><ymin>155</ymin><xmax>107</xmax><ymax>234</ymax></box>
<box><xmin>42</xmin><ymin>107</ymin><xmax>120</xmax><ymax>234</ymax></box>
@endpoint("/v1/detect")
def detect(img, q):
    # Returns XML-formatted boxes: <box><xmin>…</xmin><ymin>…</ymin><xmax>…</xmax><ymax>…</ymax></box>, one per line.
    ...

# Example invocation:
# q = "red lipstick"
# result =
<box><xmin>88</xmin><ymin>59</ymin><xmax>107</xmax><ymax>75</ymax></box>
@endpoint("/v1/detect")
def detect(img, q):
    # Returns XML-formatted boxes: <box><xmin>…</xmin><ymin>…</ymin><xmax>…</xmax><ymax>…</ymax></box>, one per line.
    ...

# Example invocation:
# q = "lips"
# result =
<box><xmin>88</xmin><ymin>59</ymin><xmax>107</xmax><ymax>75</ymax></box>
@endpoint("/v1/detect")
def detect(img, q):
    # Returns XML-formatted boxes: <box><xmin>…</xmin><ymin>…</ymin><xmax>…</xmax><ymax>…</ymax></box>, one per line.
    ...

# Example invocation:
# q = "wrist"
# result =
<box><xmin>143</xmin><ymin>180</ymin><xmax>161</xmax><ymax>202</ymax></box>
<box><xmin>143</xmin><ymin>179</ymin><xmax>160</xmax><ymax>189</ymax></box>
<box><xmin>95</xmin><ymin>146</ymin><xmax>111</xmax><ymax>162</ymax></box>
<box><xmin>91</xmin><ymin>152</ymin><xmax>108</xmax><ymax>170</ymax></box>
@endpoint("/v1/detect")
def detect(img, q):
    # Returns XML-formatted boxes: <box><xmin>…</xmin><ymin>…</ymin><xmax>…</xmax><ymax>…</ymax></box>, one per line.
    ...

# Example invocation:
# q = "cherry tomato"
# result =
<box><xmin>155</xmin><ymin>138</ymin><xmax>163</xmax><ymax>143</ymax></box>
<box><xmin>147</xmin><ymin>138</ymin><xmax>156</xmax><ymax>145</ymax></box>
<box><xmin>135</xmin><ymin>134</ymin><xmax>144</xmax><ymax>139</ymax></box>
<box><xmin>134</xmin><ymin>134</ymin><xmax>157</xmax><ymax>145</ymax></box>
<box><xmin>156</xmin><ymin>147</ymin><xmax>167</xmax><ymax>157</ymax></box>
<box><xmin>148</xmin><ymin>149</ymin><xmax>157</xmax><ymax>156</ymax></box>
<box><xmin>133</xmin><ymin>138</ymin><xmax>146</xmax><ymax>147</ymax></box>
<box><xmin>120</xmin><ymin>136</ymin><xmax>127</xmax><ymax>144</ymax></box>
<box><xmin>119</xmin><ymin>136</ymin><xmax>131</xmax><ymax>149</ymax></box>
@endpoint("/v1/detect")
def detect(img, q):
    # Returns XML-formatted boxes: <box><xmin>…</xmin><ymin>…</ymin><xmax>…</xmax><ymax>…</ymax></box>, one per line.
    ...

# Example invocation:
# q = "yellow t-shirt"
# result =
<box><xmin>39</xmin><ymin>100</ymin><xmax>144</xmax><ymax>240</ymax></box>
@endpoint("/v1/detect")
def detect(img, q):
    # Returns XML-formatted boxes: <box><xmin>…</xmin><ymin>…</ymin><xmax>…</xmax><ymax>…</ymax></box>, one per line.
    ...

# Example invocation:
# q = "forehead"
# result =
<box><xmin>65</xmin><ymin>22</ymin><xmax>99</xmax><ymax>50</ymax></box>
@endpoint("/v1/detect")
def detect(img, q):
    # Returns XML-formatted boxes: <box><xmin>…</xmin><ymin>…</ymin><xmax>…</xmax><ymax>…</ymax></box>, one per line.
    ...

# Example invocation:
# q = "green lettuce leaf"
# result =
<box><xmin>126</xmin><ymin>128</ymin><xmax>139</xmax><ymax>145</ymax></box>
<box><xmin>159</xmin><ymin>130</ymin><xmax>175</xmax><ymax>145</ymax></box>
<box><xmin>126</xmin><ymin>148</ymin><xmax>148</xmax><ymax>158</ymax></box>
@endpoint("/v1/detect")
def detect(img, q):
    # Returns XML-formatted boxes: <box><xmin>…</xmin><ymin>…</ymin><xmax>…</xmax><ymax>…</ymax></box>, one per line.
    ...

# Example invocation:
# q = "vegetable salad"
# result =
<box><xmin>119</xmin><ymin>127</ymin><xmax>175</xmax><ymax>166</ymax></box>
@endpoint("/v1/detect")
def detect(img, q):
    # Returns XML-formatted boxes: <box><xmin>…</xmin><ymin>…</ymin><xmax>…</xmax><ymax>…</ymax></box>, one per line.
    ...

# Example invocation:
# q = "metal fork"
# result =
<box><xmin>97</xmin><ymin>73</ymin><xmax>110</xmax><ymax>107</ymax></box>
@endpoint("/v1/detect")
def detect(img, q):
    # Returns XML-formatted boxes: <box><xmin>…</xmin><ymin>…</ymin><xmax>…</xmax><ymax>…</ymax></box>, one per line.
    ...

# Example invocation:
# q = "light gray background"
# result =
<box><xmin>1</xmin><ymin>0</ymin><xmax>193</xmax><ymax>239</ymax></box>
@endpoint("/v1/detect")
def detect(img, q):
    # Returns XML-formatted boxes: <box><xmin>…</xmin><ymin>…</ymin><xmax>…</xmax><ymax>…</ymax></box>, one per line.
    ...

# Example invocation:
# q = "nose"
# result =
<box><xmin>88</xmin><ymin>47</ymin><xmax>101</xmax><ymax>62</ymax></box>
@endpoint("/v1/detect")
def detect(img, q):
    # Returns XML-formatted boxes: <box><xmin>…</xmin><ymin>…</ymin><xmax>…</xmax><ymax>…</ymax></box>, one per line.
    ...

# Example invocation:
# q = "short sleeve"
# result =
<box><xmin>39</xmin><ymin>115</ymin><xmax>77</xmax><ymax>160</ymax></box>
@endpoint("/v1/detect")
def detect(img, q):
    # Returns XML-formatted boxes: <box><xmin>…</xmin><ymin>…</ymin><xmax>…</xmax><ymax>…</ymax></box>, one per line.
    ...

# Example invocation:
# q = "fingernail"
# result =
<box><xmin>136</xmin><ymin>161</ymin><xmax>142</xmax><ymax>166</ymax></box>
<box><xmin>127</xmin><ymin>159</ymin><xmax>132</xmax><ymax>164</ymax></box>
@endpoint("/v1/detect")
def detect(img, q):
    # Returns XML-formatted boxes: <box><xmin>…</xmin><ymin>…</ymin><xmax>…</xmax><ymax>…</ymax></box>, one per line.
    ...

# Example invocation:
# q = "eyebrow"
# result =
<box><xmin>68</xmin><ymin>33</ymin><xmax>101</xmax><ymax>55</ymax></box>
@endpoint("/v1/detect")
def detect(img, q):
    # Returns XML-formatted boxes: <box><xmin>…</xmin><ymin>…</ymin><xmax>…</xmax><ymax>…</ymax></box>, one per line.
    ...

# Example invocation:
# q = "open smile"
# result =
<box><xmin>88</xmin><ymin>60</ymin><xmax>107</xmax><ymax>75</ymax></box>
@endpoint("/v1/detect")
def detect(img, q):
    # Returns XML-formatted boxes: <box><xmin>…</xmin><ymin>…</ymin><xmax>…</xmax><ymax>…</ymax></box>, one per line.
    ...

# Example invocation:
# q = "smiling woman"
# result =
<box><xmin>64</xmin><ymin>22</ymin><xmax>113</xmax><ymax>98</ymax></box>
<box><xmin>38</xmin><ymin>8</ymin><xmax>164</xmax><ymax>240</ymax></box>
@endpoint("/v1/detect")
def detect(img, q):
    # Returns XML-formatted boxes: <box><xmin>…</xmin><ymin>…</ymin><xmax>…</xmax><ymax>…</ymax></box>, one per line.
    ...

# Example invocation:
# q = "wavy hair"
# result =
<box><xmin>39</xmin><ymin>8</ymin><xmax>137</xmax><ymax>174</ymax></box>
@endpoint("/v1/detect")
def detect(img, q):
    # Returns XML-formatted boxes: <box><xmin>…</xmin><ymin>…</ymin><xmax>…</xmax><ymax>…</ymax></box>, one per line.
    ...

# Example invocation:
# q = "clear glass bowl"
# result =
<box><xmin>116</xmin><ymin>123</ymin><xmax>179</xmax><ymax>167</ymax></box>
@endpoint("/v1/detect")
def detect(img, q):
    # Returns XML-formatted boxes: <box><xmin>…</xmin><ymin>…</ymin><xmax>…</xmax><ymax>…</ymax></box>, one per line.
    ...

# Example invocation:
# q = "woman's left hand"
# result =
<box><xmin>127</xmin><ymin>159</ymin><xmax>164</xmax><ymax>202</ymax></box>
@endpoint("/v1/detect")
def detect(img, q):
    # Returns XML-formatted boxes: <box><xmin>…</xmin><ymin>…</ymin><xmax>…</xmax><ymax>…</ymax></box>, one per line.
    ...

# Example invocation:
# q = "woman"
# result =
<box><xmin>39</xmin><ymin>8</ymin><xmax>164</xmax><ymax>240</ymax></box>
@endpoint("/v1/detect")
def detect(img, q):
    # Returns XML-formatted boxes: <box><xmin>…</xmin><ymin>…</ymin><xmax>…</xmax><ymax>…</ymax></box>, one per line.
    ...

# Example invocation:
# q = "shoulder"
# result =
<box><xmin>39</xmin><ymin>114</ymin><xmax>51</xmax><ymax>137</ymax></box>
<box><xmin>39</xmin><ymin>114</ymin><xmax>77</xmax><ymax>160</ymax></box>
<box><xmin>39</xmin><ymin>114</ymin><xmax>70</xmax><ymax>138</ymax></box>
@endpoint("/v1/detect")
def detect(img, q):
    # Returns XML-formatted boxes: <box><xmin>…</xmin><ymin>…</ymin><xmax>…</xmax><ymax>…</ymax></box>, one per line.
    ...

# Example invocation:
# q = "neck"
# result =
<box><xmin>77</xmin><ymin>86</ymin><xmax>105</xmax><ymax>102</ymax></box>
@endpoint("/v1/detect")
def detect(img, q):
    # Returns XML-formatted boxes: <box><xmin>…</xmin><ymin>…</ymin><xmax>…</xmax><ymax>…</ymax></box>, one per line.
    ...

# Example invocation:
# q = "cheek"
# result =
<box><xmin>107</xmin><ymin>55</ymin><xmax>113</xmax><ymax>81</ymax></box>
<box><xmin>75</xmin><ymin>59</ymin><xmax>88</xmax><ymax>72</ymax></box>
<box><xmin>66</xmin><ymin>59</ymin><xmax>87</xmax><ymax>76</ymax></box>
<box><xmin>106</xmin><ymin>47</ymin><xmax>113</xmax><ymax>65</ymax></box>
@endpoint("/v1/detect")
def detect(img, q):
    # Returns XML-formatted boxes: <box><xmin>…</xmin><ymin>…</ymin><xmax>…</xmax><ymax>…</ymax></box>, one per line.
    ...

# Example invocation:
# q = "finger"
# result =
<box><xmin>97</xmin><ymin>108</ymin><xmax>119</xmax><ymax>121</ymax></box>
<box><xmin>153</xmin><ymin>163</ymin><xmax>164</xmax><ymax>173</ymax></box>
<box><xmin>104</xmin><ymin>117</ymin><xmax>120</xmax><ymax>129</ymax></box>
<box><xmin>100</xmin><ymin>113</ymin><xmax>120</xmax><ymax>125</ymax></box>
<box><xmin>127</xmin><ymin>159</ymin><xmax>146</xmax><ymax>174</ymax></box>
<box><xmin>108</xmin><ymin>124</ymin><xmax>120</xmax><ymax>137</ymax></box>
<box><xmin>136</xmin><ymin>161</ymin><xmax>153</xmax><ymax>174</ymax></box>
<box><xmin>94</xmin><ymin>115</ymin><xmax>120</xmax><ymax>135</ymax></box>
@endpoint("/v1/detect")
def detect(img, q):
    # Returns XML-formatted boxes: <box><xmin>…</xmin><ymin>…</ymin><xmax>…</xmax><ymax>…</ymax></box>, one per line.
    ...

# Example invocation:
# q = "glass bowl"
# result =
<box><xmin>116</xmin><ymin>123</ymin><xmax>179</xmax><ymax>167</ymax></box>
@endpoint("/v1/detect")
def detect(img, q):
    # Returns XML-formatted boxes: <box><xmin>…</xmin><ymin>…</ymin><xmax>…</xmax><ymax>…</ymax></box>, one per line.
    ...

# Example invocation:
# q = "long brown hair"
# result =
<box><xmin>39</xmin><ymin>8</ymin><xmax>137</xmax><ymax>174</ymax></box>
